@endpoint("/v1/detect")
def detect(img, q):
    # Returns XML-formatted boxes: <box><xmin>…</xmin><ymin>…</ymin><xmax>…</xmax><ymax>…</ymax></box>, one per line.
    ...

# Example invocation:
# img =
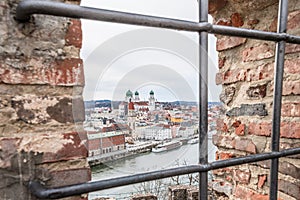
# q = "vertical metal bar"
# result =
<box><xmin>270</xmin><ymin>0</ymin><xmax>288</xmax><ymax>199</ymax></box>
<box><xmin>199</xmin><ymin>0</ymin><xmax>208</xmax><ymax>199</ymax></box>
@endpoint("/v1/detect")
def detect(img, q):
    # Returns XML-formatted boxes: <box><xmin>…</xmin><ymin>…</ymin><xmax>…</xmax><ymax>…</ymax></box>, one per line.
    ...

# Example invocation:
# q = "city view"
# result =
<box><xmin>84</xmin><ymin>89</ymin><xmax>224</xmax><ymax>199</ymax></box>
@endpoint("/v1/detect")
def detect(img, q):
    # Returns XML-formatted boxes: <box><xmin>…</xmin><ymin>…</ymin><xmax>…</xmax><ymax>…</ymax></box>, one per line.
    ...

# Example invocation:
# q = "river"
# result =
<box><xmin>89</xmin><ymin>139</ymin><xmax>217</xmax><ymax>200</ymax></box>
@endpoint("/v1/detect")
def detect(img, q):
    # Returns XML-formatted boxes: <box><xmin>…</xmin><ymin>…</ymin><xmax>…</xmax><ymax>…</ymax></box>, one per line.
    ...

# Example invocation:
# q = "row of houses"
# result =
<box><xmin>87</xmin><ymin>123</ymin><xmax>196</xmax><ymax>157</ymax></box>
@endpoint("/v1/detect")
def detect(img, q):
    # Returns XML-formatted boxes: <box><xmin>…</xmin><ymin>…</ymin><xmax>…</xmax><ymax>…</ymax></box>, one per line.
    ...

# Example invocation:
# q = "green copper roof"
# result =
<box><xmin>126</xmin><ymin>90</ymin><xmax>133</xmax><ymax>97</ymax></box>
<box><xmin>150</xmin><ymin>90</ymin><xmax>154</xmax><ymax>95</ymax></box>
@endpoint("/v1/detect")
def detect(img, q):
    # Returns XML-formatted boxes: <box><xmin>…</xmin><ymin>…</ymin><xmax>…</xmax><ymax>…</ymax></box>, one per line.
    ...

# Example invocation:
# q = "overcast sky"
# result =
<box><xmin>80</xmin><ymin>0</ymin><xmax>221</xmax><ymax>102</ymax></box>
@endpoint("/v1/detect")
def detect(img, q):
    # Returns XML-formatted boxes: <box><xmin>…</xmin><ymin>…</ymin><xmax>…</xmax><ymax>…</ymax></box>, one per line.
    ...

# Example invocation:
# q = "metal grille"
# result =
<box><xmin>16</xmin><ymin>0</ymin><xmax>300</xmax><ymax>199</ymax></box>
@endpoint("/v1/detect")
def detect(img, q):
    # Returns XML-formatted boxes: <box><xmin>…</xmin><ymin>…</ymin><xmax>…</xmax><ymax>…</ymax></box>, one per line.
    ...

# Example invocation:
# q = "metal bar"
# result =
<box><xmin>16</xmin><ymin>0</ymin><xmax>300</xmax><ymax>44</ymax></box>
<box><xmin>270</xmin><ymin>0</ymin><xmax>288</xmax><ymax>199</ymax></box>
<box><xmin>28</xmin><ymin>147</ymin><xmax>300</xmax><ymax>199</ymax></box>
<box><xmin>199</xmin><ymin>0</ymin><xmax>208</xmax><ymax>199</ymax></box>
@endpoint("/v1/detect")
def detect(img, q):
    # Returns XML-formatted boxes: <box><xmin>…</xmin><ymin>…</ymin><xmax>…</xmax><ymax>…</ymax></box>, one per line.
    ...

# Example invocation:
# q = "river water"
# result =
<box><xmin>89</xmin><ymin>139</ymin><xmax>217</xmax><ymax>200</ymax></box>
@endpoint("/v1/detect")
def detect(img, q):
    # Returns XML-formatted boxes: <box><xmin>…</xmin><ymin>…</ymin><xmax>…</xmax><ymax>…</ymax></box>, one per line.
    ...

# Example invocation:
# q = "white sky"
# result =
<box><xmin>80</xmin><ymin>0</ymin><xmax>221</xmax><ymax>102</ymax></box>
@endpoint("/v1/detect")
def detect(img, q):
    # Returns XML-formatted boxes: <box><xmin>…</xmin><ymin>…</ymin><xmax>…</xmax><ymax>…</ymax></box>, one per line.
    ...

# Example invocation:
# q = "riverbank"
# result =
<box><xmin>90</xmin><ymin>140</ymin><xmax>217</xmax><ymax>199</ymax></box>
<box><xmin>88</xmin><ymin>141</ymin><xmax>159</xmax><ymax>166</ymax></box>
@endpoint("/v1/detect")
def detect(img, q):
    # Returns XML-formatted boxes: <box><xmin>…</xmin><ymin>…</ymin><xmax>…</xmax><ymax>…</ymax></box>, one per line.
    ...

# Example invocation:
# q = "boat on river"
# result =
<box><xmin>152</xmin><ymin>141</ymin><xmax>182</xmax><ymax>153</ymax></box>
<box><xmin>187</xmin><ymin>137</ymin><xmax>199</xmax><ymax>144</ymax></box>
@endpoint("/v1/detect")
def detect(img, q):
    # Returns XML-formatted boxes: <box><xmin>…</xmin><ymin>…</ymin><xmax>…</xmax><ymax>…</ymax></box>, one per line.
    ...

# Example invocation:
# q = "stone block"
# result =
<box><xmin>216</xmin><ymin>37</ymin><xmax>246</xmax><ymax>51</ymax></box>
<box><xmin>278</xmin><ymin>179</ymin><xmax>300</xmax><ymax>199</ymax></box>
<box><xmin>242</xmin><ymin>43</ymin><xmax>274</xmax><ymax>62</ymax></box>
<box><xmin>212</xmin><ymin>134</ymin><xmax>235</xmax><ymax>149</ymax></box>
<box><xmin>168</xmin><ymin>185</ymin><xmax>191</xmax><ymax>200</ymax></box>
<box><xmin>246</xmin><ymin>84</ymin><xmax>267</xmax><ymax>99</ymax></box>
<box><xmin>212</xmin><ymin>180</ymin><xmax>232</xmax><ymax>197</ymax></box>
<box><xmin>48</xmin><ymin>167</ymin><xmax>91</xmax><ymax>187</ymax></box>
<box><xmin>219</xmin><ymin>86</ymin><xmax>235</xmax><ymax>105</ymax></box>
<box><xmin>131</xmin><ymin>194</ymin><xmax>157</xmax><ymax>200</ymax></box>
<box><xmin>233</xmin><ymin>169</ymin><xmax>251</xmax><ymax>184</ymax></box>
<box><xmin>226</xmin><ymin>104</ymin><xmax>268</xmax><ymax>117</ymax></box>
<box><xmin>234</xmin><ymin>138</ymin><xmax>257</xmax><ymax>154</ymax></box>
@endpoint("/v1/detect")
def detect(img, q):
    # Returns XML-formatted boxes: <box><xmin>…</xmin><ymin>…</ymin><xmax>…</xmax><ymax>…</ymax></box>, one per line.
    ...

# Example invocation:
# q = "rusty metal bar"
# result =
<box><xmin>28</xmin><ymin>147</ymin><xmax>300</xmax><ymax>199</ymax></box>
<box><xmin>198</xmin><ymin>0</ymin><xmax>208</xmax><ymax>199</ymax></box>
<box><xmin>269</xmin><ymin>0</ymin><xmax>289</xmax><ymax>199</ymax></box>
<box><xmin>16</xmin><ymin>0</ymin><xmax>300</xmax><ymax>44</ymax></box>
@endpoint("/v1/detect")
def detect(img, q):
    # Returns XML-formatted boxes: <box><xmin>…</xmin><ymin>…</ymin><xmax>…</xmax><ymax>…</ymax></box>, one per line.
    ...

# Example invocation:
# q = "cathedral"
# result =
<box><xmin>121</xmin><ymin>89</ymin><xmax>156</xmax><ymax>113</ymax></box>
<box><xmin>118</xmin><ymin>90</ymin><xmax>157</xmax><ymax>131</ymax></box>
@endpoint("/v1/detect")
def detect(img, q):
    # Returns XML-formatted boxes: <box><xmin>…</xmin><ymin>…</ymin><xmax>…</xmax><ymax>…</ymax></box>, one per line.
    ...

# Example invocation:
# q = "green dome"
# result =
<box><xmin>149</xmin><ymin>90</ymin><xmax>154</xmax><ymax>95</ymax></box>
<box><xmin>135</xmin><ymin>91</ymin><xmax>139</xmax><ymax>95</ymax></box>
<box><xmin>126</xmin><ymin>90</ymin><xmax>133</xmax><ymax>97</ymax></box>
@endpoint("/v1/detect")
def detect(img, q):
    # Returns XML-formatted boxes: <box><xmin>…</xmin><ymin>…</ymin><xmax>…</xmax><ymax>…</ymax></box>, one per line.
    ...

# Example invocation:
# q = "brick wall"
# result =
<box><xmin>210</xmin><ymin>0</ymin><xmax>300</xmax><ymax>199</ymax></box>
<box><xmin>0</xmin><ymin>0</ymin><xmax>90</xmax><ymax>199</ymax></box>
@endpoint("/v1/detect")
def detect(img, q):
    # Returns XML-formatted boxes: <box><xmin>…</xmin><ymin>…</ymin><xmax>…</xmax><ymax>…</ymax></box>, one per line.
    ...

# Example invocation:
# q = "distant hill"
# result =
<box><xmin>85</xmin><ymin>100</ymin><xmax>221</xmax><ymax>109</ymax></box>
<box><xmin>84</xmin><ymin>100</ymin><xmax>121</xmax><ymax>109</ymax></box>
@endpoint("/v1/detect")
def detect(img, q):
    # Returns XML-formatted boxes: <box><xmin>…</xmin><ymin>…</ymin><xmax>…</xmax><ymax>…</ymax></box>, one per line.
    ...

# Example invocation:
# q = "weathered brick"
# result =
<box><xmin>219</xmin><ymin>86</ymin><xmax>235</xmax><ymax>104</ymax></box>
<box><xmin>232</xmin><ymin>120</ymin><xmax>241</xmax><ymax>128</ymax></box>
<box><xmin>255</xmin><ymin>160</ymin><xmax>300</xmax><ymax>180</ymax></box>
<box><xmin>248</xmin><ymin>122</ymin><xmax>271</xmax><ymax>136</ymax></box>
<box><xmin>284</xmin><ymin>59</ymin><xmax>300</xmax><ymax>74</ymax></box>
<box><xmin>48</xmin><ymin>167</ymin><xmax>91</xmax><ymax>187</ymax></box>
<box><xmin>226</xmin><ymin>104</ymin><xmax>268</xmax><ymax>117</ymax></box>
<box><xmin>216</xmin><ymin>119</ymin><xmax>229</xmax><ymax>132</ymax></box>
<box><xmin>282</xmin><ymin>80</ymin><xmax>300</xmax><ymax>95</ymax></box>
<box><xmin>278</xmin><ymin>179</ymin><xmax>300</xmax><ymax>199</ymax></box>
<box><xmin>235</xmin><ymin>124</ymin><xmax>245</xmax><ymax>136</ymax></box>
<box><xmin>270</xmin><ymin>10</ymin><xmax>300</xmax><ymax>33</ymax></box>
<box><xmin>285</xmin><ymin>43</ymin><xmax>300</xmax><ymax>54</ymax></box>
<box><xmin>212</xmin><ymin>134</ymin><xmax>235</xmax><ymax>149</ymax></box>
<box><xmin>280</xmin><ymin>122</ymin><xmax>300</xmax><ymax>139</ymax></box>
<box><xmin>216</xmin><ymin>69</ymin><xmax>247</xmax><ymax>85</ymax></box>
<box><xmin>257</xmin><ymin>175</ymin><xmax>267</xmax><ymax>189</ymax></box>
<box><xmin>281</xmin><ymin>102</ymin><xmax>300</xmax><ymax>117</ymax></box>
<box><xmin>215</xmin><ymin>151</ymin><xmax>235</xmax><ymax>160</ymax></box>
<box><xmin>249</xmin><ymin>122</ymin><xmax>300</xmax><ymax>138</ymax></box>
<box><xmin>246</xmin><ymin>84</ymin><xmax>267</xmax><ymax>99</ymax></box>
<box><xmin>216</xmin><ymin>19</ymin><xmax>232</xmax><ymax>26</ymax></box>
<box><xmin>218</xmin><ymin>57</ymin><xmax>226</xmax><ymax>69</ymax></box>
<box><xmin>234</xmin><ymin>185</ymin><xmax>273</xmax><ymax>200</ymax></box>
<box><xmin>0</xmin><ymin>138</ymin><xmax>20</xmax><ymax>168</ymax></box>
<box><xmin>0</xmin><ymin>58</ymin><xmax>84</xmax><ymax>86</ymax></box>
<box><xmin>287</xmin><ymin>10</ymin><xmax>300</xmax><ymax>31</ymax></box>
<box><xmin>65</xmin><ymin>19</ymin><xmax>82</xmax><ymax>48</ymax></box>
<box><xmin>46</xmin><ymin>97</ymin><xmax>85</xmax><ymax>123</ymax></box>
<box><xmin>235</xmin><ymin>138</ymin><xmax>257</xmax><ymax>154</ymax></box>
<box><xmin>242</xmin><ymin>43</ymin><xmax>274</xmax><ymax>62</ymax></box>
<box><xmin>246</xmin><ymin>63</ymin><xmax>273</xmax><ymax>82</ymax></box>
<box><xmin>11</xmin><ymin>95</ymin><xmax>85</xmax><ymax>124</ymax></box>
<box><xmin>231</xmin><ymin>13</ymin><xmax>244</xmax><ymax>27</ymax></box>
<box><xmin>212</xmin><ymin>180</ymin><xmax>232</xmax><ymax>197</ymax></box>
<box><xmin>233</xmin><ymin>169</ymin><xmax>251</xmax><ymax>184</ymax></box>
<box><xmin>216</xmin><ymin>37</ymin><xmax>246</xmax><ymax>51</ymax></box>
<box><xmin>41</xmin><ymin>132</ymin><xmax>88</xmax><ymax>163</ymax></box>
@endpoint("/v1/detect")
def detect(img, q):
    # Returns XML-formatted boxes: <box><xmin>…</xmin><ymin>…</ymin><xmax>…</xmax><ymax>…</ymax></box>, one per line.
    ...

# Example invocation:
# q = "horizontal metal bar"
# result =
<box><xmin>29</xmin><ymin>147</ymin><xmax>300</xmax><ymax>199</ymax></box>
<box><xmin>16</xmin><ymin>0</ymin><xmax>300</xmax><ymax>44</ymax></box>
